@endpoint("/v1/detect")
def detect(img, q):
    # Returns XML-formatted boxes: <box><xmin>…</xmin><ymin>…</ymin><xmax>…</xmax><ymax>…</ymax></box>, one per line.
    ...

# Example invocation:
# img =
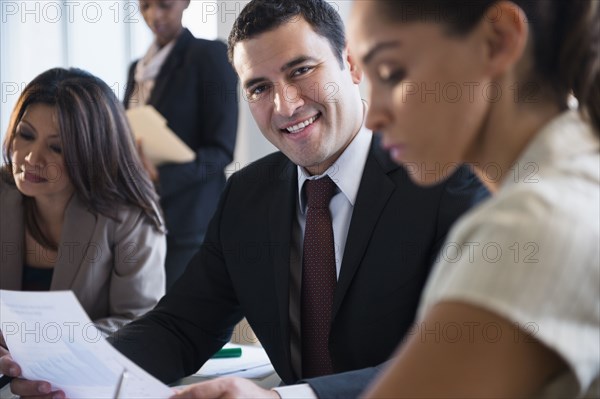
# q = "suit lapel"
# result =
<box><xmin>51</xmin><ymin>195</ymin><xmax>96</xmax><ymax>290</ymax></box>
<box><xmin>148</xmin><ymin>29</ymin><xmax>192</xmax><ymax>108</ymax></box>
<box><xmin>0</xmin><ymin>184</ymin><xmax>25</xmax><ymax>289</ymax></box>
<box><xmin>123</xmin><ymin>63</ymin><xmax>136</xmax><ymax>107</ymax></box>
<box><xmin>332</xmin><ymin>144</ymin><xmax>398</xmax><ymax>319</ymax></box>
<box><xmin>267</xmin><ymin>159</ymin><xmax>297</xmax><ymax>378</ymax></box>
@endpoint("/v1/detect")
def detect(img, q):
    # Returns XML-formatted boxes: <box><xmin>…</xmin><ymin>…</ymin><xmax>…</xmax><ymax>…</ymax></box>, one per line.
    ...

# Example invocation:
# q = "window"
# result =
<box><xmin>0</xmin><ymin>0</ymin><xmax>217</xmax><ymax>147</ymax></box>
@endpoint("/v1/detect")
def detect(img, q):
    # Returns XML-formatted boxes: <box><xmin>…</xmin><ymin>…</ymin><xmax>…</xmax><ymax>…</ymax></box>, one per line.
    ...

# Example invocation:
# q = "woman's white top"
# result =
<box><xmin>128</xmin><ymin>38</ymin><xmax>177</xmax><ymax>108</ymax></box>
<box><xmin>418</xmin><ymin>111</ymin><xmax>600</xmax><ymax>398</ymax></box>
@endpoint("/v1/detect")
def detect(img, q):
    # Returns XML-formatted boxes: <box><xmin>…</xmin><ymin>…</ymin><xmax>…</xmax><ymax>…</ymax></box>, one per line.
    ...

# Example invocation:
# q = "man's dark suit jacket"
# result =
<box><xmin>124</xmin><ymin>28</ymin><xmax>238</xmax><ymax>247</ymax></box>
<box><xmin>110</xmin><ymin>140</ymin><xmax>488</xmax><ymax>398</ymax></box>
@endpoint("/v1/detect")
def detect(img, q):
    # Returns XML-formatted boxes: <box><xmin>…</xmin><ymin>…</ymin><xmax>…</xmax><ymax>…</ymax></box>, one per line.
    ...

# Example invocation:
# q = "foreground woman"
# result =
<box><xmin>350</xmin><ymin>1</ymin><xmax>599</xmax><ymax>397</ymax></box>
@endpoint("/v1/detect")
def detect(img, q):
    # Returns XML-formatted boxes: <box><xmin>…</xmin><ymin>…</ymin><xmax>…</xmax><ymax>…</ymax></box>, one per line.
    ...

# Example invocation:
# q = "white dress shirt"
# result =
<box><xmin>128</xmin><ymin>38</ymin><xmax>177</xmax><ymax>108</ymax></box>
<box><xmin>296</xmin><ymin>126</ymin><xmax>373</xmax><ymax>278</ymax></box>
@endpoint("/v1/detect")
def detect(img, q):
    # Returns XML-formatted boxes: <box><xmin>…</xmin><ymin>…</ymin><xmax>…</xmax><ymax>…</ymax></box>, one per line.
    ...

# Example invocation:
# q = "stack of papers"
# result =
<box><xmin>126</xmin><ymin>105</ymin><xmax>195</xmax><ymax>166</ymax></box>
<box><xmin>0</xmin><ymin>290</ymin><xmax>173</xmax><ymax>399</ymax></box>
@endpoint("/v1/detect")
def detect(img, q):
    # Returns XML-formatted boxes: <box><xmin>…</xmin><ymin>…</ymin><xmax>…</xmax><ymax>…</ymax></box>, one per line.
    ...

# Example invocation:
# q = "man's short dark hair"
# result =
<box><xmin>228</xmin><ymin>0</ymin><xmax>346</xmax><ymax>68</ymax></box>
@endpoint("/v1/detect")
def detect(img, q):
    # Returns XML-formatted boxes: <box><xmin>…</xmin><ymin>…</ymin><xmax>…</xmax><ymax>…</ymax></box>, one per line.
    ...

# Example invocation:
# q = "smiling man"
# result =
<box><xmin>0</xmin><ymin>1</ymin><xmax>487</xmax><ymax>398</ymax></box>
<box><xmin>232</xmin><ymin>13</ymin><xmax>364</xmax><ymax>177</ymax></box>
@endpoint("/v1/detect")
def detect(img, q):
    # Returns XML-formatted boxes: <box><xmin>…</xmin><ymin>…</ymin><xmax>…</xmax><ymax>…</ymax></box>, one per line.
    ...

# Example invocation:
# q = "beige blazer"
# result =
<box><xmin>0</xmin><ymin>179</ymin><xmax>166</xmax><ymax>334</ymax></box>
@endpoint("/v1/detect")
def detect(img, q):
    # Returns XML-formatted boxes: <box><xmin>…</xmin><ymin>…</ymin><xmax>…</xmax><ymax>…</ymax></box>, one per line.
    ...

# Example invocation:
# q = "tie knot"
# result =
<box><xmin>304</xmin><ymin>176</ymin><xmax>336</xmax><ymax>209</ymax></box>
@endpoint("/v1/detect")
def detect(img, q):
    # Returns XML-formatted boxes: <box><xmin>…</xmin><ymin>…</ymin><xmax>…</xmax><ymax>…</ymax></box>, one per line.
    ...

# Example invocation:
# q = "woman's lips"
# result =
<box><xmin>24</xmin><ymin>171</ymin><xmax>47</xmax><ymax>183</ymax></box>
<box><xmin>388</xmin><ymin>144</ymin><xmax>406</xmax><ymax>161</ymax></box>
<box><xmin>381</xmin><ymin>140</ymin><xmax>407</xmax><ymax>162</ymax></box>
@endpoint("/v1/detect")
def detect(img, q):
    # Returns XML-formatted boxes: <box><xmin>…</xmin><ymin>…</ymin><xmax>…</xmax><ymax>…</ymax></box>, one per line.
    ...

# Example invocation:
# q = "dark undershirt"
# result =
<box><xmin>21</xmin><ymin>264</ymin><xmax>54</xmax><ymax>291</ymax></box>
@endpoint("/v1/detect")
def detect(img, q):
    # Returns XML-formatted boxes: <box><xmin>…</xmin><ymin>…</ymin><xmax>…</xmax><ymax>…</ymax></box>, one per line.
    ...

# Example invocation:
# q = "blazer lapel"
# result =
<box><xmin>148</xmin><ymin>29</ymin><xmax>192</xmax><ymax>108</ymax></box>
<box><xmin>123</xmin><ymin>62</ymin><xmax>137</xmax><ymax>106</ymax></box>
<box><xmin>51</xmin><ymin>195</ymin><xmax>96</xmax><ymax>290</ymax></box>
<box><xmin>332</xmin><ymin>144</ymin><xmax>398</xmax><ymax>319</ymax></box>
<box><xmin>0</xmin><ymin>185</ymin><xmax>25</xmax><ymax>289</ymax></box>
<box><xmin>267</xmin><ymin>159</ymin><xmax>297</xmax><ymax>378</ymax></box>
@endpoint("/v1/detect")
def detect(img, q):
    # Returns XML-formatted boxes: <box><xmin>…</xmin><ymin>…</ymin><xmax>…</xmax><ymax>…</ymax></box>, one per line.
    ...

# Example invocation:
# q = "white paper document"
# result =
<box><xmin>126</xmin><ymin>105</ymin><xmax>195</xmax><ymax>166</ymax></box>
<box><xmin>0</xmin><ymin>290</ymin><xmax>173</xmax><ymax>399</ymax></box>
<box><xmin>195</xmin><ymin>343</ymin><xmax>274</xmax><ymax>379</ymax></box>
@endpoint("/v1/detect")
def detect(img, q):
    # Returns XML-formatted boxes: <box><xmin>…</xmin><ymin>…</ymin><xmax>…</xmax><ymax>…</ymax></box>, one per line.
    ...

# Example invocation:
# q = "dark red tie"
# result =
<box><xmin>301</xmin><ymin>176</ymin><xmax>337</xmax><ymax>378</ymax></box>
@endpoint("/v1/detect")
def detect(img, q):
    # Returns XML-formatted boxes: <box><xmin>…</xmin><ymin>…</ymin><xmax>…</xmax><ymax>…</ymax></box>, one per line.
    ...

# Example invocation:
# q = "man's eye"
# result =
<box><xmin>248</xmin><ymin>85</ymin><xmax>268</xmax><ymax>100</ymax></box>
<box><xmin>292</xmin><ymin>66</ymin><xmax>313</xmax><ymax>77</ymax></box>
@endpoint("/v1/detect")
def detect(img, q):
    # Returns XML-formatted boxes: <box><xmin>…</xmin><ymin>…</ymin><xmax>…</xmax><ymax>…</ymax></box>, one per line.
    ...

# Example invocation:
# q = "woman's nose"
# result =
<box><xmin>146</xmin><ymin>5</ymin><xmax>163</xmax><ymax>25</ymax></box>
<box><xmin>365</xmin><ymin>88</ymin><xmax>390</xmax><ymax>133</ymax></box>
<box><xmin>24</xmin><ymin>145</ymin><xmax>44</xmax><ymax>167</ymax></box>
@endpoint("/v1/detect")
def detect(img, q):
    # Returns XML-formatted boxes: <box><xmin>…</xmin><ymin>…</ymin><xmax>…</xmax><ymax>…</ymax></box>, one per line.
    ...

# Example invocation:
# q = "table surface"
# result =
<box><xmin>175</xmin><ymin>371</ymin><xmax>282</xmax><ymax>390</ymax></box>
<box><xmin>174</xmin><ymin>343</ymin><xmax>282</xmax><ymax>390</ymax></box>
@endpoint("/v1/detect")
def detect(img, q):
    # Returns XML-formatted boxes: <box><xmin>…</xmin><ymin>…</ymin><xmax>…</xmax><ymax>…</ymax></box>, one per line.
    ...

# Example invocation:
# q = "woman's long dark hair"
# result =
<box><xmin>3</xmin><ymin>68</ymin><xmax>165</xmax><ymax>249</ymax></box>
<box><xmin>375</xmin><ymin>0</ymin><xmax>600</xmax><ymax>135</ymax></box>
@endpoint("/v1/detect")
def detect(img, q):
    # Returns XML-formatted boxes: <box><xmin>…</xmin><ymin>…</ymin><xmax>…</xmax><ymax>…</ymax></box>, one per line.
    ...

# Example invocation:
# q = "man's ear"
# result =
<box><xmin>345</xmin><ymin>45</ymin><xmax>364</xmax><ymax>84</ymax></box>
<box><xmin>482</xmin><ymin>1</ymin><xmax>529</xmax><ymax>79</ymax></box>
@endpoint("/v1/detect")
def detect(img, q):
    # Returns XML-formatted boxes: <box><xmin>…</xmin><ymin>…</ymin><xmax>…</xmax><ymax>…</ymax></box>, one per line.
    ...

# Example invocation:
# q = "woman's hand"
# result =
<box><xmin>136</xmin><ymin>138</ymin><xmax>159</xmax><ymax>183</ymax></box>
<box><xmin>0</xmin><ymin>334</ymin><xmax>65</xmax><ymax>399</ymax></box>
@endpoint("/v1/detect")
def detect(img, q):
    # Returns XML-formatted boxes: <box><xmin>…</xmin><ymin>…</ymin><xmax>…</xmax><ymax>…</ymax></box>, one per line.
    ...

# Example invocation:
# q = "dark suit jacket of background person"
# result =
<box><xmin>110</xmin><ymin>139</ymin><xmax>489</xmax><ymax>398</ymax></box>
<box><xmin>124</xmin><ymin>28</ymin><xmax>238</xmax><ymax>250</ymax></box>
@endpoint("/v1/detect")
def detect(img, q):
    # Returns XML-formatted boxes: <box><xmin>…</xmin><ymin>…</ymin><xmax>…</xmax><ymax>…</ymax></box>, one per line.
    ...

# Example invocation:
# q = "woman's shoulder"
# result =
<box><xmin>108</xmin><ymin>202</ymin><xmax>160</xmax><ymax>235</ymax></box>
<box><xmin>493</xmin><ymin>110</ymin><xmax>600</xmax><ymax>225</ymax></box>
<box><xmin>187</xmin><ymin>36</ymin><xmax>228</xmax><ymax>59</ymax></box>
<box><xmin>70</xmin><ymin>197</ymin><xmax>163</xmax><ymax>242</ymax></box>
<box><xmin>0</xmin><ymin>171</ymin><xmax>20</xmax><ymax>199</ymax></box>
<box><xmin>454</xmin><ymin>173</ymin><xmax>598</xmax><ymax>247</ymax></box>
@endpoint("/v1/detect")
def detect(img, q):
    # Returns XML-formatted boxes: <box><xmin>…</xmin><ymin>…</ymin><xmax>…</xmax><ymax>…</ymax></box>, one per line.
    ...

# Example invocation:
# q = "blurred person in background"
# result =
<box><xmin>126</xmin><ymin>0</ymin><xmax>238</xmax><ymax>289</ymax></box>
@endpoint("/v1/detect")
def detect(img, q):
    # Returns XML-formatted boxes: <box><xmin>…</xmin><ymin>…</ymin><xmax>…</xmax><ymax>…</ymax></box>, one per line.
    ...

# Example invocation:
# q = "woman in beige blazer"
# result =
<box><xmin>0</xmin><ymin>68</ymin><xmax>166</xmax><ymax>334</ymax></box>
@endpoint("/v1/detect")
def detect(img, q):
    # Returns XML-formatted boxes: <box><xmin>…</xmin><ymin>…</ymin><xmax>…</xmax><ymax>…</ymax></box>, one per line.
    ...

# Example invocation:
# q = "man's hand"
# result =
<box><xmin>0</xmin><ymin>338</ymin><xmax>64</xmax><ymax>399</ymax></box>
<box><xmin>171</xmin><ymin>377</ymin><xmax>280</xmax><ymax>399</ymax></box>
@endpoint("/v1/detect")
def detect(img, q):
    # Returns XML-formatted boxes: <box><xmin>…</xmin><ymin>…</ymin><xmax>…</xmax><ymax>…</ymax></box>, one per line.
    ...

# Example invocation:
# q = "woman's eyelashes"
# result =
<box><xmin>158</xmin><ymin>1</ymin><xmax>174</xmax><ymax>11</ymax></box>
<box><xmin>17</xmin><ymin>128</ymin><xmax>34</xmax><ymax>141</ymax></box>
<box><xmin>49</xmin><ymin>144</ymin><xmax>63</xmax><ymax>154</ymax></box>
<box><xmin>16</xmin><ymin>127</ymin><xmax>63</xmax><ymax>154</ymax></box>
<box><xmin>377</xmin><ymin>64</ymin><xmax>407</xmax><ymax>85</ymax></box>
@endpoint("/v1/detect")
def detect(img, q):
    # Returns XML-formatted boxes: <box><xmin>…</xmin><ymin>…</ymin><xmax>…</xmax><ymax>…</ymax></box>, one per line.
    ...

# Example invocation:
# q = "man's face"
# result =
<box><xmin>233</xmin><ymin>17</ymin><xmax>364</xmax><ymax>176</ymax></box>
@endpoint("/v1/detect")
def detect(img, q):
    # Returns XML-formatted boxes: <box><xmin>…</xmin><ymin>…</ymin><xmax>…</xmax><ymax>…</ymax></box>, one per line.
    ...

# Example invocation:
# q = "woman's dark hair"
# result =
<box><xmin>2</xmin><ymin>67</ymin><xmax>164</xmax><ymax>249</ymax></box>
<box><xmin>228</xmin><ymin>0</ymin><xmax>346</xmax><ymax>68</ymax></box>
<box><xmin>375</xmin><ymin>0</ymin><xmax>600</xmax><ymax>135</ymax></box>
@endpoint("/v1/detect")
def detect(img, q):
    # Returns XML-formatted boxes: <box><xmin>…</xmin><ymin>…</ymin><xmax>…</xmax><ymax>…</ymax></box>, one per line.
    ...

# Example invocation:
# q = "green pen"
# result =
<box><xmin>212</xmin><ymin>347</ymin><xmax>243</xmax><ymax>358</ymax></box>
